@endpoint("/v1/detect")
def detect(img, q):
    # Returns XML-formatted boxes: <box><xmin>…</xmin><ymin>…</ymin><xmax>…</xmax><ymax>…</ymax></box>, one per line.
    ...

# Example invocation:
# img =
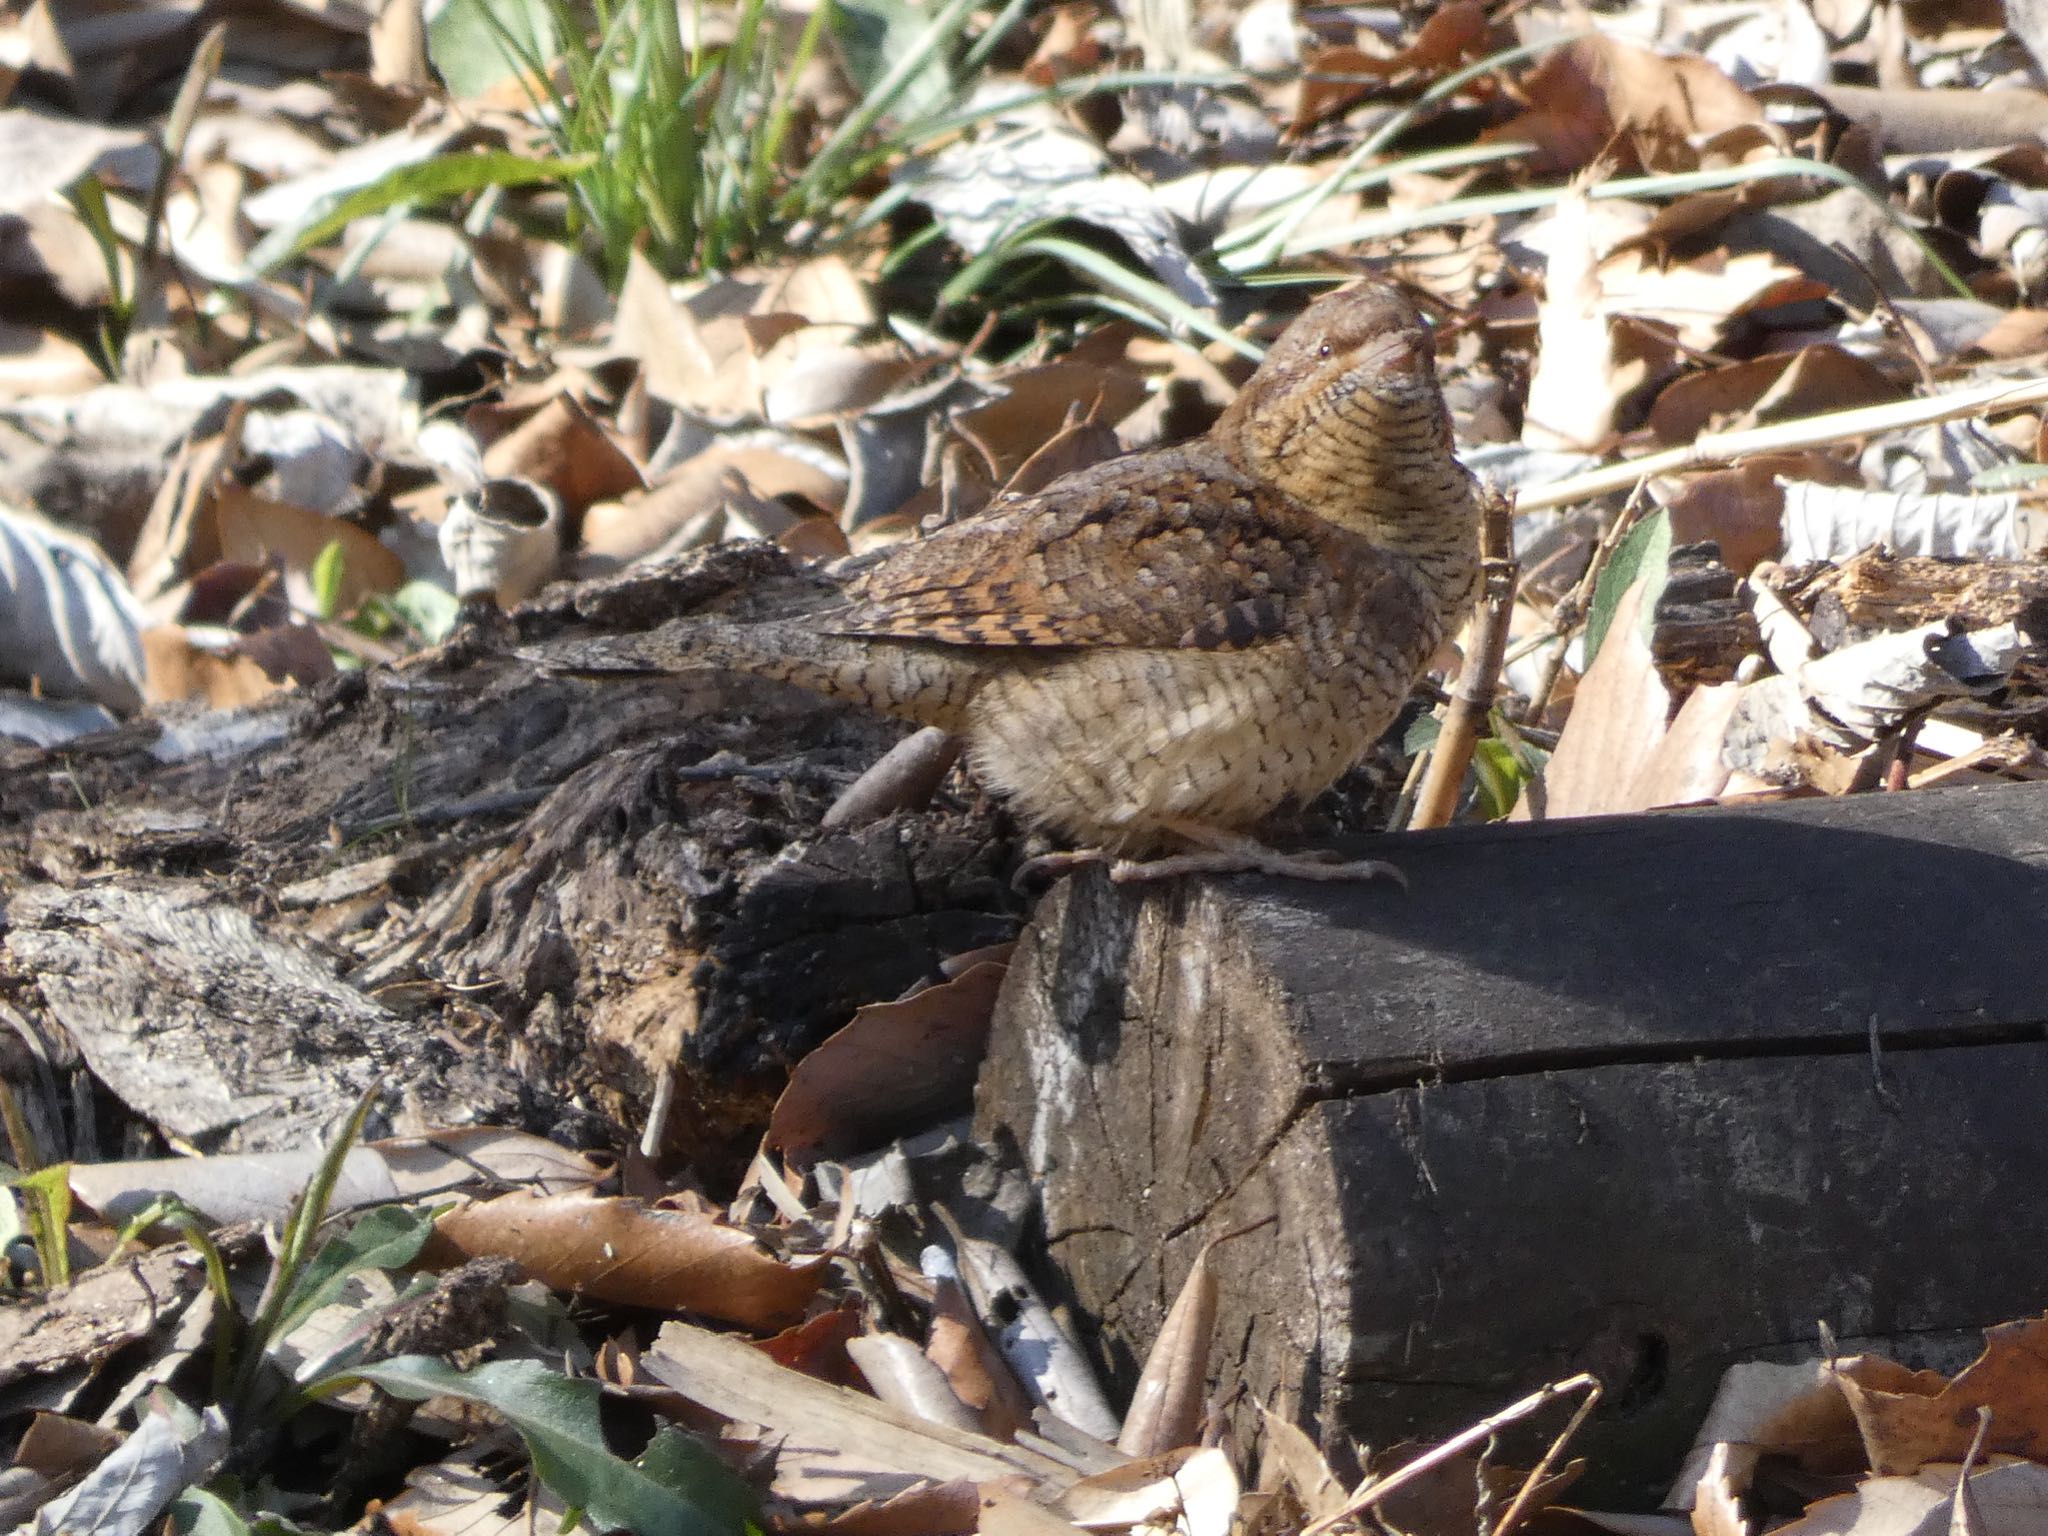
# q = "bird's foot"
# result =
<box><xmin>1012</xmin><ymin>848</ymin><xmax>1111</xmax><ymax>892</ymax></box>
<box><xmin>1108</xmin><ymin>823</ymin><xmax>1408</xmax><ymax>888</ymax></box>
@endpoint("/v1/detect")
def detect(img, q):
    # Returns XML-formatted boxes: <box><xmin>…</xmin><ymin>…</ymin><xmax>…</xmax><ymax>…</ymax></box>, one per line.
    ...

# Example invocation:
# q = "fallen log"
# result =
<box><xmin>0</xmin><ymin>545</ymin><xmax>1021</xmax><ymax>1171</ymax></box>
<box><xmin>976</xmin><ymin>779</ymin><xmax>2048</xmax><ymax>1500</ymax></box>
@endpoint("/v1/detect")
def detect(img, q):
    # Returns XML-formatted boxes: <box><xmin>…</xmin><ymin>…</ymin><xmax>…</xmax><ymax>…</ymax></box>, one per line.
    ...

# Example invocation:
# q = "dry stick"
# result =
<box><xmin>1525</xmin><ymin>477</ymin><xmax>1653</xmax><ymax>725</ymax></box>
<box><xmin>1514</xmin><ymin>373</ymin><xmax>2048</xmax><ymax>515</ymax></box>
<box><xmin>1300</xmin><ymin>1372</ymin><xmax>1602</xmax><ymax>1536</ymax></box>
<box><xmin>1952</xmin><ymin>1405</ymin><xmax>1994</xmax><ymax>1536</ymax></box>
<box><xmin>1490</xmin><ymin>1375</ymin><xmax>1605</xmax><ymax>1536</ymax></box>
<box><xmin>1411</xmin><ymin>491</ymin><xmax>1518</xmax><ymax>830</ymax></box>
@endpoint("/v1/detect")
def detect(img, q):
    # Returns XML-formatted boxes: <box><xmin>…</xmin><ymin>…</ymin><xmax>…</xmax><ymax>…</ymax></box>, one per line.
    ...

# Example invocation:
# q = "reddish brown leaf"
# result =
<box><xmin>429</xmin><ymin>1191</ymin><xmax>825</xmax><ymax>1331</ymax></box>
<box><xmin>766</xmin><ymin>958</ymin><xmax>1010</xmax><ymax>1165</ymax></box>
<box><xmin>1491</xmin><ymin>35</ymin><xmax>1761</xmax><ymax>176</ymax></box>
<box><xmin>1832</xmin><ymin>1313</ymin><xmax>2048</xmax><ymax>1475</ymax></box>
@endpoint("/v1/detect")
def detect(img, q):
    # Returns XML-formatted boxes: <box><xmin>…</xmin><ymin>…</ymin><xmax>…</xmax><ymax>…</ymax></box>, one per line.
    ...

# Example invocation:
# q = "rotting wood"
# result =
<box><xmin>976</xmin><ymin>780</ymin><xmax>2048</xmax><ymax>1501</ymax></box>
<box><xmin>0</xmin><ymin>543</ymin><xmax>1022</xmax><ymax>1174</ymax></box>
<box><xmin>1783</xmin><ymin>547</ymin><xmax>2048</xmax><ymax>648</ymax></box>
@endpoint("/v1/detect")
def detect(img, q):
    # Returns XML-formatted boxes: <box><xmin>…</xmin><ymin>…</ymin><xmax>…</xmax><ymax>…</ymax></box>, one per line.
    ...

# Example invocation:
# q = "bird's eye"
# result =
<box><xmin>1317</xmin><ymin>342</ymin><xmax>1332</xmax><ymax>359</ymax></box>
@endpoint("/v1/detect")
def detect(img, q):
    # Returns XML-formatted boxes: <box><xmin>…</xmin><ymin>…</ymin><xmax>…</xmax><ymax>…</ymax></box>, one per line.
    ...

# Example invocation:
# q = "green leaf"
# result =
<box><xmin>428</xmin><ymin>0</ymin><xmax>561</xmax><ymax>99</ymax></box>
<box><xmin>171</xmin><ymin>1487</ymin><xmax>251</xmax><ymax>1536</ymax></box>
<box><xmin>273</xmin><ymin>1201</ymin><xmax>437</xmax><ymax>1341</ymax></box>
<box><xmin>1471</xmin><ymin>737</ymin><xmax>1529</xmax><ymax>821</ymax></box>
<box><xmin>13</xmin><ymin>1163</ymin><xmax>73</xmax><ymax>1286</ymax></box>
<box><xmin>309</xmin><ymin>539</ymin><xmax>345</xmax><ymax>622</ymax></box>
<box><xmin>170</xmin><ymin>1487</ymin><xmax>313</xmax><ymax>1536</ymax></box>
<box><xmin>1582</xmin><ymin>508</ymin><xmax>1671</xmax><ymax>669</ymax></box>
<box><xmin>386</xmin><ymin>580</ymin><xmax>461</xmax><ymax>645</ymax></box>
<box><xmin>1403</xmin><ymin>713</ymin><xmax>1442</xmax><ymax>757</ymax></box>
<box><xmin>345</xmin><ymin>1356</ymin><xmax>759</xmax><ymax>1536</ymax></box>
<box><xmin>247</xmin><ymin>150</ymin><xmax>595</xmax><ymax>275</ymax></box>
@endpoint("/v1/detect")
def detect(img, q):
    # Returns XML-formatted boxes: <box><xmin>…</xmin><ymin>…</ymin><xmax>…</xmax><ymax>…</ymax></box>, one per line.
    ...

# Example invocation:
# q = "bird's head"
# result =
<box><xmin>1214</xmin><ymin>283</ymin><xmax>1453</xmax><ymax>499</ymax></box>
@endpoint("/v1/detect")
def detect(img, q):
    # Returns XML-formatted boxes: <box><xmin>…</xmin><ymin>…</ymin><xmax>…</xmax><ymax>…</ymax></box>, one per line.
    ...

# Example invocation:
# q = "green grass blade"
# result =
<box><xmin>988</xmin><ymin>234</ymin><xmax>1260</xmax><ymax>358</ymax></box>
<box><xmin>1228</xmin><ymin>154</ymin><xmax>1974</xmax><ymax>300</ymax></box>
<box><xmin>247</xmin><ymin>150</ymin><xmax>596</xmax><ymax>276</ymax></box>
<box><xmin>790</xmin><ymin>0</ymin><xmax>979</xmax><ymax>219</ymax></box>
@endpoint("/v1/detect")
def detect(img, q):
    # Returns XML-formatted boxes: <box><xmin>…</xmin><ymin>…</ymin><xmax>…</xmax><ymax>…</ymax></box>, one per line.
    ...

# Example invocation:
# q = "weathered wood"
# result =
<box><xmin>1650</xmin><ymin>541</ymin><xmax>1760</xmax><ymax>692</ymax></box>
<box><xmin>1794</xmin><ymin>547</ymin><xmax>2048</xmax><ymax>648</ymax></box>
<box><xmin>976</xmin><ymin>781</ymin><xmax>2048</xmax><ymax>1499</ymax></box>
<box><xmin>0</xmin><ymin>544</ymin><xmax>1021</xmax><ymax>1171</ymax></box>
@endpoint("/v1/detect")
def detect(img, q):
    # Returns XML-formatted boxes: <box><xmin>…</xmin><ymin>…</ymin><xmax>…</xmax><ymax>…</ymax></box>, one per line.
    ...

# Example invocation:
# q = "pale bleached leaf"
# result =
<box><xmin>0</xmin><ymin>503</ymin><xmax>147</xmax><ymax>712</ymax></box>
<box><xmin>1780</xmin><ymin>480</ymin><xmax>2033</xmax><ymax>562</ymax></box>
<box><xmin>898</xmin><ymin>111</ymin><xmax>1217</xmax><ymax>308</ymax></box>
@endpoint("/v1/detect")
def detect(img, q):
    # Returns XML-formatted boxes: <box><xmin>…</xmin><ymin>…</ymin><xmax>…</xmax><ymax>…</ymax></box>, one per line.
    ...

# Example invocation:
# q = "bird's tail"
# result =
<box><xmin>529</xmin><ymin>617</ymin><xmax>985</xmax><ymax>731</ymax></box>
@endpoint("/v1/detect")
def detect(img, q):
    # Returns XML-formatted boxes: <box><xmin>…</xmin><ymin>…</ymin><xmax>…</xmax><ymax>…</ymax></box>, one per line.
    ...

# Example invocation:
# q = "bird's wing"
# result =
<box><xmin>830</xmin><ymin>449</ymin><xmax>1378</xmax><ymax>650</ymax></box>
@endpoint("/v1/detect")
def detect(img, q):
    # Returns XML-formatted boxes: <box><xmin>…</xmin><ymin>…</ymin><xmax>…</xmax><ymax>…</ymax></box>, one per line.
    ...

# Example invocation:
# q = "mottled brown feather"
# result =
<box><xmin>823</xmin><ymin>445</ymin><xmax>1375</xmax><ymax>652</ymax></box>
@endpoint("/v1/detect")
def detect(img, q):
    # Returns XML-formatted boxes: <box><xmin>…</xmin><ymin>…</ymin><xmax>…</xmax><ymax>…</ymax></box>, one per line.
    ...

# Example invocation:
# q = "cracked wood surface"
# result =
<box><xmin>976</xmin><ymin>779</ymin><xmax>2048</xmax><ymax>1499</ymax></box>
<box><xmin>0</xmin><ymin>544</ymin><xmax>1020</xmax><ymax>1171</ymax></box>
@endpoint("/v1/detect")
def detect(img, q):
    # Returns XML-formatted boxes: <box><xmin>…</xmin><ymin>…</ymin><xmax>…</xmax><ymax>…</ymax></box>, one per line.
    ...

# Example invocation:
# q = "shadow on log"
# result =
<box><xmin>977</xmin><ymin>781</ymin><xmax>2048</xmax><ymax>1501</ymax></box>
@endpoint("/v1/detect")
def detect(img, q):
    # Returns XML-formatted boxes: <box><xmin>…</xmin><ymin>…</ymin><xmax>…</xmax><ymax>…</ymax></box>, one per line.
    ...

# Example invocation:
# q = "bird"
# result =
<box><xmin>541</xmin><ymin>283</ymin><xmax>1485</xmax><ymax>883</ymax></box>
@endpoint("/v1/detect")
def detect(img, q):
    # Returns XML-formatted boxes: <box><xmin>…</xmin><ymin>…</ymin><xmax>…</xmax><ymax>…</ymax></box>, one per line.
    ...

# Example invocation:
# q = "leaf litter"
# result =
<box><xmin>11</xmin><ymin>0</ymin><xmax>2048</xmax><ymax>1533</ymax></box>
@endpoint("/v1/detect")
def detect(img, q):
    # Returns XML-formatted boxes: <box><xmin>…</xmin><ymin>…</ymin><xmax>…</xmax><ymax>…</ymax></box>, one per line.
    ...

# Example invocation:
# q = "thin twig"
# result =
<box><xmin>1491</xmin><ymin>1375</ymin><xmax>1604</xmax><ymax>1536</ymax></box>
<box><xmin>1952</xmin><ymin>1405</ymin><xmax>1994</xmax><ymax>1536</ymax></box>
<box><xmin>1411</xmin><ymin>490</ymin><xmax>1518</xmax><ymax>830</ymax></box>
<box><xmin>1524</xmin><ymin>477</ymin><xmax>1654</xmax><ymax>724</ymax></box>
<box><xmin>1301</xmin><ymin>1373</ymin><xmax>1602</xmax><ymax>1536</ymax></box>
<box><xmin>1515</xmin><ymin>373</ymin><xmax>2048</xmax><ymax>514</ymax></box>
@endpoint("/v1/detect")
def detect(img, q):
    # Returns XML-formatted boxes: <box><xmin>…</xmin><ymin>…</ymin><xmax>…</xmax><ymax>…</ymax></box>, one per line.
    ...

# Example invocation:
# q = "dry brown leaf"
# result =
<box><xmin>926</xmin><ymin>1272</ymin><xmax>1034</xmax><ymax>1441</ymax></box>
<box><xmin>1520</xmin><ymin>582</ymin><xmax>1670</xmax><ymax>819</ymax></box>
<box><xmin>978</xmin><ymin>1489</ymin><xmax>1089</xmax><ymax>1536</ymax></box>
<box><xmin>1831</xmin><ymin>1314</ymin><xmax>2048</xmax><ymax>1475</ymax></box>
<box><xmin>765</xmin><ymin>958</ymin><xmax>1010</xmax><ymax>1165</ymax></box>
<box><xmin>429</xmin><ymin>1190</ymin><xmax>825</xmax><ymax>1331</ymax></box>
<box><xmin>1523</xmin><ymin>189</ymin><xmax>1634</xmax><ymax>451</ymax></box>
<box><xmin>127</xmin><ymin>407</ymin><xmax>244</xmax><ymax>604</ymax></box>
<box><xmin>1967</xmin><ymin>307</ymin><xmax>2048</xmax><ymax>359</ymax></box>
<box><xmin>760</xmin><ymin>1300</ymin><xmax>865</xmax><ymax>1387</ymax></box>
<box><xmin>477</xmin><ymin>392</ymin><xmax>645</xmax><ymax>525</ymax></box>
<box><xmin>1813</xmin><ymin>82</ymin><xmax>2048</xmax><ymax>153</ymax></box>
<box><xmin>797</xmin><ymin>1479</ymin><xmax>984</xmax><ymax>1536</ymax></box>
<box><xmin>1625</xmin><ymin>681</ymin><xmax>1739</xmax><ymax>809</ymax></box>
<box><xmin>1022</xmin><ymin>3</ymin><xmax>1101</xmax><ymax>87</ymax></box>
<box><xmin>1000</xmin><ymin>410</ymin><xmax>1124</xmax><ymax>499</ymax></box>
<box><xmin>822</xmin><ymin>727</ymin><xmax>962</xmax><ymax>830</ymax></box>
<box><xmin>757</xmin><ymin>329</ymin><xmax>930</xmax><ymax>428</ymax></box>
<box><xmin>1690</xmin><ymin>1444</ymin><xmax>1753</xmax><ymax>1536</ymax></box>
<box><xmin>213</xmin><ymin>484</ymin><xmax>403</xmax><ymax>614</ymax></box>
<box><xmin>1492</xmin><ymin>36</ymin><xmax>1762</xmax><ymax>176</ymax></box>
<box><xmin>140</xmin><ymin>624</ymin><xmax>283</xmax><ymax>709</ymax></box>
<box><xmin>1287</xmin><ymin>5</ymin><xmax>1489</xmax><ymax>135</ymax></box>
<box><xmin>1058</xmin><ymin>1445</ymin><xmax>1238</xmax><ymax>1536</ymax></box>
<box><xmin>1769</xmin><ymin>1457</ymin><xmax>2048</xmax><ymax>1535</ymax></box>
<box><xmin>0</xmin><ymin>321</ymin><xmax>102</xmax><ymax>399</ymax></box>
<box><xmin>757</xmin><ymin>255</ymin><xmax>877</xmax><ymax>329</ymax></box>
<box><xmin>954</xmin><ymin>363</ymin><xmax>1149</xmax><ymax>482</ymax></box>
<box><xmin>1663</xmin><ymin>454</ymin><xmax>1858</xmax><ymax>576</ymax></box>
<box><xmin>846</xmin><ymin>1331</ymin><xmax>982</xmax><ymax>1434</ymax></box>
<box><xmin>1649</xmin><ymin>348</ymin><xmax>1902</xmax><ymax>446</ymax></box>
<box><xmin>14</xmin><ymin>1412</ymin><xmax>122</xmax><ymax>1482</ymax></box>
<box><xmin>642</xmin><ymin>1320</ymin><xmax>1080</xmax><ymax>1504</ymax></box>
<box><xmin>614</xmin><ymin>249</ymin><xmax>751</xmax><ymax>419</ymax></box>
<box><xmin>1116</xmin><ymin>1238</ymin><xmax>1218</xmax><ymax>1457</ymax></box>
<box><xmin>377</xmin><ymin>1443</ymin><xmax>567</xmax><ymax>1536</ymax></box>
<box><xmin>1253</xmin><ymin>1408</ymin><xmax>1346</xmax><ymax>1525</ymax></box>
<box><xmin>579</xmin><ymin>438</ymin><xmax>844</xmax><ymax>569</ymax></box>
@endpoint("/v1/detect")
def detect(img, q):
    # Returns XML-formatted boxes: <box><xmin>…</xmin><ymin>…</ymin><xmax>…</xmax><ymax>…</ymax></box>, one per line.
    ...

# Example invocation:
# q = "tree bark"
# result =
<box><xmin>977</xmin><ymin>780</ymin><xmax>2048</xmax><ymax>1499</ymax></box>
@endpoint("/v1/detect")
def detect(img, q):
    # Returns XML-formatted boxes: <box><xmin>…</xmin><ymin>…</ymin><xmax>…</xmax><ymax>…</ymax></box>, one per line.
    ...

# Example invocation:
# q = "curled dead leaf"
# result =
<box><xmin>429</xmin><ymin>1190</ymin><xmax>825</xmax><ymax>1331</ymax></box>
